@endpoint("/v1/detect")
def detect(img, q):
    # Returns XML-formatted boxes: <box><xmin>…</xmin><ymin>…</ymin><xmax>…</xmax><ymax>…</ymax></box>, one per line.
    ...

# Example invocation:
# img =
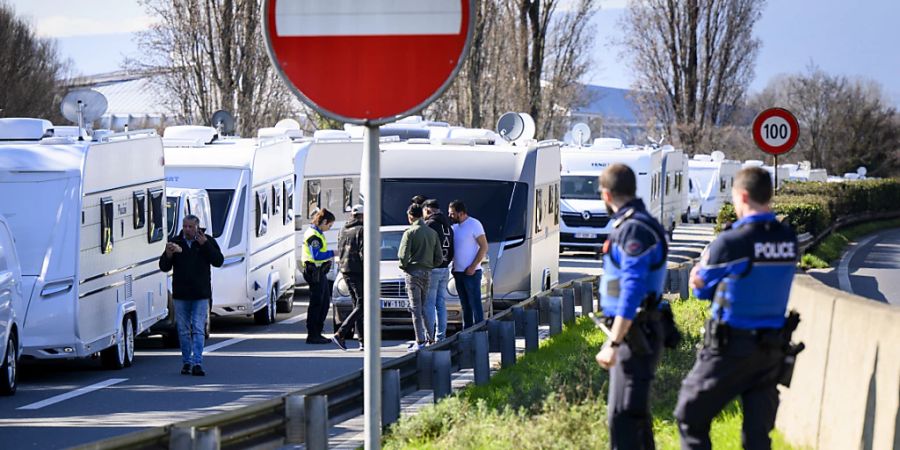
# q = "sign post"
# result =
<box><xmin>752</xmin><ymin>107</ymin><xmax>800</xmax><ymax>190</ymax></box>
<box><xmin>262</xmin><ymin>2</ymin><xmax>474</xmax><ymax>448</ymax></box>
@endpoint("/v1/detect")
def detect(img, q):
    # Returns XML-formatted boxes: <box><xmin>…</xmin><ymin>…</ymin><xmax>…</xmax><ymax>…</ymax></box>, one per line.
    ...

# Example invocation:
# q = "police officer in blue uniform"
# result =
<box><xmin>675</xmin><ymin>167</ymin><xmax>799</xmax><ymax>450</ymax></box>
<box><xmin>595</xmin><ymin>163</ymin><xmax>669</xmax><ymax>450</ymax></box>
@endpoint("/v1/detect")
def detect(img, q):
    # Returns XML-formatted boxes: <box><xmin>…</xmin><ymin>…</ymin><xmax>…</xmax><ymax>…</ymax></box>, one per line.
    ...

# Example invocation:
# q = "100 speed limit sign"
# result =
<box><xmin>752</xmin><ymin>108</ymin><xmax>799</xmax><ymax>155</ymax></box>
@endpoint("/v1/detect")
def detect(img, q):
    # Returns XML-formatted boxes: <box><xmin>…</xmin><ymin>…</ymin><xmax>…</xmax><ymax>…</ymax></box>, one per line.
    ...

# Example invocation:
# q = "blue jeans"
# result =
<box><xmin>424</xmin><ymin>267</ymin><xmax>450</xmax><ymax>340</ymax></box>
<box><xmin>452</xmin><ymin>271</ymin><xmax>483</xmax><ymax>329</ymax></box>
<box><xmin>174</xmin><ymin>299</ymin><xmax>208</xmax><ymax>366</ymax></box>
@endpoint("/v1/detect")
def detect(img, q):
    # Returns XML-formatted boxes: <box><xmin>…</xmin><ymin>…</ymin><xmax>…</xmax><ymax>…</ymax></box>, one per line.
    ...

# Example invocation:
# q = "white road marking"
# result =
<box><xmin>205</xmin><ymin>312</ymin><xmax>307</xmax><ymax>353</ymax></box>
<box><xmin>281</xmin><ymin>311</ymin><xmax>308</xmax><ymax>325</ymax></box>
<box><xmin>18</xmin><ymin>378</ymin><xmax>128</xmax><ymax>410</ymax></box>
<box><xmin>838</xmin><ymin>234</ymin><xmax>880</xmax><ymax>294</ymax></box>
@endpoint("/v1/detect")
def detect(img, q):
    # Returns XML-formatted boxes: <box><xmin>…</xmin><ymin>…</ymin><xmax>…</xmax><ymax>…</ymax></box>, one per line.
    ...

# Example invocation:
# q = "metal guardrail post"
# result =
<box><xmin>458</xmin><ymin>331</ymin><xmax>474</xmax><ymax>369</ymax></box>
<box><xmin>432</xmin><ymin>350</ymin><xmax>452</xmax><ymax>402</ymax></box>
<box><xmin>680</xmin><ymin>264</ymin><xmax>691</xmax><ymax>300</ymax></box>
<box><xmin>537</xmin><ymin>294</ymin><xmax>550</xmax><ymax>325</ymax></box>
<box><xmin>305</xmin><ymin>395</ymin><xmax>329</xmax><ymax>450</ymax></box>
<box><xmin>285</xmin><ymin>394</ymin><xmax>306</xmax><ymax>444</ymax></box>
<box><xmin>579</xmin><ymin>281</ymin><xmax>593</xmax><ymax>315</ymax></box>
<box><xmin>595</xmin><ymin>278</ymin><xmax>602</xmax><ymax>313</ymax></box>
<box><xmin>512</xmin><ymin>306</ymin><xmax>525</xmax><ymax>337</ymax></box>
<box><xmin>417</xmin><ymin>350</ymin><xmax>434</xmax><ymax>390</ymax></box>
<box><xmin>524</xmin><ymin>309</ymin><xmax>539</xmax><ymax>353</ymax></box>
<box><xmin>572</xmin><ymin>281</ymin><xmax>583</xmax><ymax>313</ymax></box>
<box><xmin>500</xmin><ymin>320</ymin><xmax>516</xmax><ymax>368</ymax></box>
<box><xmin>195</xmin><ymin>428</ymin><xmax>220</xmax><ymax>450</ymax></box>
<box><xmin>382</xmin><ymin>369</ymin><xmax>401</xmax><ymax>429</ymax></box>
<box><xmin>562</xmin><ymin>288</ymin><xmax>576</xmax><ymax>323</ymax></box>
<box><xmin>487</xmin><ymin>319</ymin><xmax>501</xmax><ymax>352</ymax></box>
<box><xmin>473</xmin><ymin>330</ymin><xmax>490</xmax><ymax>386</ymax></box>
<box><xmin>549</xmin><ymin>296</ymin><xmax>563</xmax><ymax>336</ymax></box>
<box><xmin>170</xmin><ymin>425</ymin><xmax>195</xmax><ymax>450</ymax></box>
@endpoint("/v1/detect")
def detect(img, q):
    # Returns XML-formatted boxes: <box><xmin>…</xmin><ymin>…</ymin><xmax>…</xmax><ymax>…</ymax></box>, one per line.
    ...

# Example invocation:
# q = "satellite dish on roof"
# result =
<box><xmin>857</xmin><ymin>166</ymin><xmax>867</xmax><ymax>177</ymax></box>
<box><xmin>711</xmin><ymin>151</ymin><xmax>726</xmax><ymax>162</ymax></box>
<box><xmin>571</xmin><ymin>123</ymin><xmax>591</xmax><ymax>147</ymax></box>
<box><xmin>211</xmin><ymin>110</ymin><xmax>236</xmax><ymax>136</ymax></box>
<box><xmin>496</xmin><ymin>112</ymin><xmax>536</xmax><ymax>143</ymax></box>
<box><xmin>562</xmin><ymin>131</ymin><xmax>574</xmax><ymax>146</ymax></box>
<box><xmin>61</xmin><ymin>89</ymin><xmax>108</xmax><ymax>132</ymax></box>
<box><xmin>275</xmin><ymin>118</ymin><xmax>301</xmax><ymax>130</ymax></box>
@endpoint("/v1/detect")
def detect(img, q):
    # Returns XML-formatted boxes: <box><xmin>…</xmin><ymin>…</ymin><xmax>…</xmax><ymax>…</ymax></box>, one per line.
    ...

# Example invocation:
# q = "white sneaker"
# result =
<box><xmin>406</xmin><ymin>342</ymin><xmax>426</xmax><ymax>352</ymax></box>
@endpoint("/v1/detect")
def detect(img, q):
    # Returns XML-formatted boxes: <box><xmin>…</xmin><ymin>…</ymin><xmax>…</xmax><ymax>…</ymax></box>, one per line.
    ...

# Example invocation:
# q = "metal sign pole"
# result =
<box><xmin>774</xmin><ymin>154</ymin><xmax>778</xmax><ymax>192</ymax></box>
<box><xmin>362</xmin><ymin>125</ymin><xmax>382</xmax><ymax>449</ymax></box>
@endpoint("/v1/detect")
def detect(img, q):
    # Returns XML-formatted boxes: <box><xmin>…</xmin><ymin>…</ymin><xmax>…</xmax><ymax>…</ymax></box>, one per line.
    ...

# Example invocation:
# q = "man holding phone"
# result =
<box><xmin>159</xmin><ymin>215</ymin><xmax>224</xmax><ymax>376</ymax></box>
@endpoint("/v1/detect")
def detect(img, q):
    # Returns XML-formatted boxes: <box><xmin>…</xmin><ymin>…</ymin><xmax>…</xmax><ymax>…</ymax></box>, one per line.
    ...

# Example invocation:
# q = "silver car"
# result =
<box><xmin>332</xmin><ymin>225</ymin><xmax>492</xmax><ymax>333</ymax></box>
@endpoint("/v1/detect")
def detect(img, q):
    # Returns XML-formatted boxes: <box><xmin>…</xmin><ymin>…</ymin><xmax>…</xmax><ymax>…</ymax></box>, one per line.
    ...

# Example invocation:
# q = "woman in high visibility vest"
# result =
<box><xmin>302</xmin><ymin>208</ymin><xmax>336</xmax><ymax>344</ymax></box>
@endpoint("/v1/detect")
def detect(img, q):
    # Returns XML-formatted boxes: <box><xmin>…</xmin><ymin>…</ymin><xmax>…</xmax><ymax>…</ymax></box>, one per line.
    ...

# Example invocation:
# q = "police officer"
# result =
<box><xmin>674</xmin><ymin>167</ymin><xmax>798</xmax><ymax>450</ymax></box>
<box><xmin>302</xmin><ymin>208</ymin><xmax>336</xmax><ymax>344</ymax></box>
<box><xmin>595</xmin><ymin>163</ymin><xmax>669</xmax><ymax>450</ymax></box>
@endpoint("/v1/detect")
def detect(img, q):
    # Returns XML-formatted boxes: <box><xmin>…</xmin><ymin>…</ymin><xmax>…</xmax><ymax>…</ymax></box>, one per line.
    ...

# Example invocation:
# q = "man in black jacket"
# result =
<box><xmin>159</xmin><ymin>215</ymin><xmax>224</xmax><ymax>376</ymax></box>
<box><xmin>332</xmin><ymin>205</ymin><xmax>364</xmax><ymax>351</ymax></box>
<box><xmin>423</xmin><ymin>199</ymin><xmax>454</xmax><ymax>341</ymax></box>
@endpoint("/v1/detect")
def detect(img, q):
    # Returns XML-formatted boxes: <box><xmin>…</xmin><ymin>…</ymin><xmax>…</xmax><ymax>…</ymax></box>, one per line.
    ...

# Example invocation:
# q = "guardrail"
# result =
<box><xmin>74</xmin><ymin>276</ymin><xmax>599</xmax><ymax>450</ymax></box>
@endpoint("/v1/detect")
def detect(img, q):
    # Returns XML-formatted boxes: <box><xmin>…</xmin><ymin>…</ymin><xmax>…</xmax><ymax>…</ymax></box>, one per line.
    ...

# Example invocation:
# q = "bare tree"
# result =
<box><xmin>131</xmin><ymin>0</ymin><xmax>297</xmax><ymax>136</ymax></box>
<box><xmin>622</xmin><ymin>0</ymin><xmax>765</xmax><ymax>153</ymax></box>
<box><xmin>0</xmin><ymin>1</ymin><xmax>69</xmax><ymax>120</ymax></box>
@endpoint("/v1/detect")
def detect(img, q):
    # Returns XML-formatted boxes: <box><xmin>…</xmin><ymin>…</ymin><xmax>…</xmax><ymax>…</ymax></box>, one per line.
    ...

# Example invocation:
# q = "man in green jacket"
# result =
<box><xmin>399</xmin><ymin>203</ymin><xmax>443</xmax><ymax>350</ymax></box>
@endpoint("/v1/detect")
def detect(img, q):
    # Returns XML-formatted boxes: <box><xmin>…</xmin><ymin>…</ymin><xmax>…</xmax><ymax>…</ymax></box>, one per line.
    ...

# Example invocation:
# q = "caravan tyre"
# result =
<box><xmin>0</xmin><ymin>332</ymin><xmax>17</xmax><ymax>395</ymax></box>
<box><xmin>277</xmin><ymin>292</ymin><xmax>294</xmax><ymax>314</ymax></box>
<box><xmin>123</xmin><ymin>316</ymin><xmax>135</xmax><ymax>367</ymax></box>
<box><xmin>101</xmin><ymin>317</ymin><xmax>129</xmax><ymax>370</ymax></box>
<box><xmin>254</xmin><ymin>289</ymin><xmax>277</xmax><ymax>325</ymax></box>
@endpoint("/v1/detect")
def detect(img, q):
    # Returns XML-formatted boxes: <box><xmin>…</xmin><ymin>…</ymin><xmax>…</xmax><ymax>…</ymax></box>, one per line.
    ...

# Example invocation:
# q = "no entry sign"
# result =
<box><xmin>263</xmin><ymin>0</ymin><xmax>474</xmax><ymax>124</ymax></box>
<box><xmin>752</xmin><ymin>108</ymin><xmax>800</xmax><ymax>155</ymax></box>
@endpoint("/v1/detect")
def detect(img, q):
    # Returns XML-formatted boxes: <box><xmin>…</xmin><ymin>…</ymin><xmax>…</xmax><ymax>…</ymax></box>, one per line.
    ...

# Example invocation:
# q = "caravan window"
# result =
<box><xmin>207</xmin><ymin>189</ymin><xmax>234</xmax><ymax>238</ymax></box>
<box><xmin>228</xmin><ymin>187</ymin><xmax>247</xmax><ymax>248</ymax></box>
<box><xmin>272</xmin><ymin>183</ymin><xmax>283</xmax><ymax>217</ymax></box>
<box><xmin>343</xmin><ymin>178</ymin><xmax>354</xmax><ymax>212</ymax></box>
<box><xmin>100</xmin><ymin>197</ymin><xmax>114</xmax><ymax>254</ymax></box>
<box><xmin>165</xmin><ymin>196</ymin><xmax>179</xmax><ymax>240</ymax></box>
<box><xmin>133</xmin><ymin>191</ymin><xmax>146</xmax><ymax>229</ymax></box>
<box><xmin>255</xmin><ymin>189</ymin><xmax>269</xmax><ymax>237</ymax></box>
<box><xmin>283</xmin><ymin>179</ymin><xmax>294</xmax><ymax>225</ymax></box>
<box><xmin>534</xmin><ymin>188</ymin><xmax>544</xmax><ymax>233</ymax></box>
<box><xmin>720</xmin><ymin>178</ymin><xmax>727</xmax><ymax>192</ymax></box>
<box><xmin>148</xmin><ymin>189</ymin><xmax>165</xmax><ymax>243</ymax></box>
<box><xmin>555</xmin><ymin>182</ymin><xmax>560</xmax><ymax>225</ymax></box>
<box><xmin>306</xmin><ymin>180</ymin><xmax>321</xmax><ymax>219</ymax></box>
<box><xmin>666</xmin><ymin>174</ymin><xmax>671</xmax><ymax>195</ymax></box>
<box><xmin>561</xmin><ymin>175</ymin><xmax>601</xmax><ymax>200</ymax></box>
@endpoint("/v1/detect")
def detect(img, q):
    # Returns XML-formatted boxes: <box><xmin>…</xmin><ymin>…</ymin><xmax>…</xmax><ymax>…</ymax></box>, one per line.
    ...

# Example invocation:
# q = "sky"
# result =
<box><xmin>8</xmin><ymin>0</ymin><xmax>900</xmax><ymax>104</ymax></box>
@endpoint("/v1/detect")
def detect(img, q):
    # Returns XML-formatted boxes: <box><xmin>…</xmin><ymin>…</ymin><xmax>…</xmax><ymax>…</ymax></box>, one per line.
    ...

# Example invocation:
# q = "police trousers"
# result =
<box><xmin>674</xmin><ymin>333</ymin><xmax>784</xmax><ymax>450</ymax></box>
<box><xmin>608</xmin><ymin>319</ymin><xmax>663</xmax><ymax>450</ymax></box>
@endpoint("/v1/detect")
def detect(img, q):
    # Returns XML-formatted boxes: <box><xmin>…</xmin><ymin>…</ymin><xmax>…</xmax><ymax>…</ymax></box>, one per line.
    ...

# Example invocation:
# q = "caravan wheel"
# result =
<box><xmin>254</xmin><ymin>289</ymin><xmax>277</xmax><ymax>325</ymax></box>
<box><xmin>123</xmin><ymin>316</ymin><xmax>135</xmax><ymax>367</ymax></box>
<box><xmin>102</xmin><ymin>316</ymin><xmax>133</xmax><ymax>370</ymax></box>
<box><xmin>0</xmin><ymin>332</ymin><xmax>17</xmax><ymax>395</ymax></box>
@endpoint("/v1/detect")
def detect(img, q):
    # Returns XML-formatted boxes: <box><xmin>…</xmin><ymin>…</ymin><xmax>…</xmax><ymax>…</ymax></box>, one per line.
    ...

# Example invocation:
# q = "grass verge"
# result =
<box><xmin>382</xmin><ymin>299</ymin><xmax>798</xmax><ymax>449</ymax></box>
<box><xmin>801</xmin><ymin>218</ymin><xmax>900</xmax><ymax>269</ymax></box>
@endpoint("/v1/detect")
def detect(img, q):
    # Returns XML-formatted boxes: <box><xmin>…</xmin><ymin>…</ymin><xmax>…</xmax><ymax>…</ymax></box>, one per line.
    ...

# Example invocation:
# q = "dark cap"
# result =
<box><xmin>422</xmin><ymin>199</ymin><xmax>439</xmax><ymax>209</ymax></box>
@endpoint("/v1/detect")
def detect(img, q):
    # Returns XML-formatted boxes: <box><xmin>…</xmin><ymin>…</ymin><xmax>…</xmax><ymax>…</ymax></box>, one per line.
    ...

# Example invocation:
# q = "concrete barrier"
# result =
<box><xmin>777</xmin><ymin>274</ymin><xmax>900</xmax><ymax>450</ymax></box>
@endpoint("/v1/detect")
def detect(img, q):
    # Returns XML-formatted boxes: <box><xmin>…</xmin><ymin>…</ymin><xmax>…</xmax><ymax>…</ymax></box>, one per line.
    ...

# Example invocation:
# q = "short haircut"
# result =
<box><xmin>311</xmin><ymin>208</ymin><xmax>336</xmax><ymax>226</ymax></box>
<box><xmin>734</xmin><ymin>167</ymin><xmax>773</xmax><ymax>204</ymax></box>
<box><xmin>600</xmin><ymin>163</ymin><xmax>637</xmax><ymax>199</ymax></box>
<box><xmin>448</xmin><ymin>200</ymin><xmax>466</xmax><ymax>214</ymax></box>
<box><xmin>423</xmin><ymin>199</ymin><xmax>440</xmax><ymax>210</ymax></box>
<box><xmin>411</xmin><ymin>195</ymin><xmax>427</xmax><ymax>205</ymax></box>
<box><xmin>407</xmin><ymin>203</ymin><xmax>423</xmax><ymax>219</ymax></box>
<box><xmin>183</xmin><ymin>214</ymin><xmax>201</xmax><ymax>226</ymax></box>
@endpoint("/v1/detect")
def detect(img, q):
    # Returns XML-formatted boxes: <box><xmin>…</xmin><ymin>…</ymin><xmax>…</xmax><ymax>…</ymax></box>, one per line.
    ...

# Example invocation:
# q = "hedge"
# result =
<box><xmin>716</xmin><ymin>179</ymin><xmax>900</xmax><ymax>236</ymax></box>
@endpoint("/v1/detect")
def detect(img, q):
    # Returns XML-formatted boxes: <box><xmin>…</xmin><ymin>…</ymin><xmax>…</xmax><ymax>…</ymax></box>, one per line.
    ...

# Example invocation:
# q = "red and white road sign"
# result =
<box><xmin>752</xmin><ymin>108</ymin><xmax>800</xmax><ymax>155</ymax></box>
<box><xmin>263</xmin><ymin>0</ymin><xmax>474</xmax><ymax>124</ymax></box>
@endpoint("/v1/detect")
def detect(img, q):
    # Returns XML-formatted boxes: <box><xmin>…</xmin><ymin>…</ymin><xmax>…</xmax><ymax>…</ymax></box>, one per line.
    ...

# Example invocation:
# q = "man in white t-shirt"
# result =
<box><xmin>448</xmin><ymin>200</ymin><xmax>489</xmax><ymax>328</ymax></box>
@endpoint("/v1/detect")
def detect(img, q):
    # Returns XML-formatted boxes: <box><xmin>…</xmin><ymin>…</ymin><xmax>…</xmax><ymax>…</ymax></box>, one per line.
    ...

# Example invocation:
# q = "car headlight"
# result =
<box><xmin>335</xmin><ymin>277</ymin><xmax>350</xmax><ymax>297</ymax></box>
<box><xmin>447</xmin><ymin>279</ymin><xmax>458</xmax><ymax>297</ymax></box>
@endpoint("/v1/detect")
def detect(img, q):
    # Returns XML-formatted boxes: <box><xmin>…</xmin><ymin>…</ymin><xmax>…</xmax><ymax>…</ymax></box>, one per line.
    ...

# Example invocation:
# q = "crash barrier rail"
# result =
<box><xmin>799</xmin><ymin>210</ymin><xmax>900</xmax><ymax>254</ymax></box>
<box><xmin>776</xmin><ymin>274</ymin><xmax>900</xmax><ymax>449</ymax></box>
<box><xmin>74</xmin><ymin>277</ymin><xmax>601</xmax><ymax>450</ymax></box>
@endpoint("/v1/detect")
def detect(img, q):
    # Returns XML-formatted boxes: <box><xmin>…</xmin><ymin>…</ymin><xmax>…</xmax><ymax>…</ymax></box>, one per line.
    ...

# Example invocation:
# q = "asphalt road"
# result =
<box><xmin>834</xmin><ymin>227</ymin><xmax>900</xmax><ymax>305</ymax></box>
<box><xmin>0</xmin><ymin>223</ymin><xmax>715</xmax><ymax>449</ymax></box>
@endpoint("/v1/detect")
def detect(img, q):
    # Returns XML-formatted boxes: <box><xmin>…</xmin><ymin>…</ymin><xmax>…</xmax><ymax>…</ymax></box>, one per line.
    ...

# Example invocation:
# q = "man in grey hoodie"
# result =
<box><xmin>398</xmin><ymin>203</ymin><xmax>443</xmax><ymax>350</ymax></box>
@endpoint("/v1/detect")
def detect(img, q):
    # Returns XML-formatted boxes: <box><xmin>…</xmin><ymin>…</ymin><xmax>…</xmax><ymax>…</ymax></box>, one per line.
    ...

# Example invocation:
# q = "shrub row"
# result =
<box><xmin>716</xmin><ymin>179</ymin><xmax>900</xmax><ymax>236</ymax></box>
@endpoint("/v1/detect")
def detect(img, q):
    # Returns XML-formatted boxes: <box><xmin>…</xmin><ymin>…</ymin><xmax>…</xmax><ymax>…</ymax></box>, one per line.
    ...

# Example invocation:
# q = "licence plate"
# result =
<box><xmin>575</xmin><ymin>233</ymin><xmax>597</xmax><ymax>239</ymax></box>
<box><xmin>381</xmin><ymin>299</ymin><xmax>409</xmax><ymax>309</ymax></box>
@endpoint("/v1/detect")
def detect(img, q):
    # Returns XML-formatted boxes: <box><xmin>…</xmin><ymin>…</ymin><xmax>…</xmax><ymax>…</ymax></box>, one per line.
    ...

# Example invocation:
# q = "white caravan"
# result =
<box><xmin>559</xmin><ymin>143</ymin><xmax>664</xmax><ymax>252</ymax></box>
<box><xmin>163</xmin><ymin>126</ymin><xmax>296</xmax><ymax>324</ymax></box>
<box><xmin>379</xmin><ymin>135</ymin><xmax>561</xmax><ymax>307</ymax></box>
<box><xmin>742</xmin><ymin>160</ymin><xmax>790</xmax><ymax>189</ymax></box>
<box><xmin>660</xmin><ymin>146</ymin><xmax>689</xmax><ymax>230</ymax></box>
<box><xmin>0</xmin><ymin>118</ymin><xmax>168</xmax><ymax>369</ymax></box>
<box><xmin>786</xmin><ymin>162</ymin><xmax>827</xmax><ymax>182</ymax></box>
<box><xmin>0</xmin><ymin>215</ymin><xmax>24</xmax><ymax>394</ymax></box>
<box><xmin>688</xmin><ymin>153</ymin><xmax>741</xmax><ymax>222</ymax></box>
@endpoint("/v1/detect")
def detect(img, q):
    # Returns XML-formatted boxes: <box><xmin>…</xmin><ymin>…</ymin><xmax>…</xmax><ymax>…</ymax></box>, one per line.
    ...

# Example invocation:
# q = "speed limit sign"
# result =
<box><xmin>752</xmin><ymin>108</ymin><xmax>799</xmax><ymax>155</ymax></box>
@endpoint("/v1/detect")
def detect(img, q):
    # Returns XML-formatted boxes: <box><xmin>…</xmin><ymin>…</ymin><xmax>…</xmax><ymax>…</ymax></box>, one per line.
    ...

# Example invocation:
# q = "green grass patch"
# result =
<box><xmin>802</xmin><ymin>218</ymin><xmax>900</xmax><ymax>269</ymax></box>
<box><xmin>382</xmin><ymin>299</ymin><xmax>798</xmax><ymax>449</ymax></box>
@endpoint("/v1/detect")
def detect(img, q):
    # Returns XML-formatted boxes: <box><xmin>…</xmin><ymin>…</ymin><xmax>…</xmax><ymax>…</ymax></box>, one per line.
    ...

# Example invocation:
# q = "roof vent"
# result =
<box><xmin>163</xmin><ymin>125</ymin><xmax>218</xmax><ymax>144</ymax></box>
<box><xmin>0</xmin><ymin>118</ymin><xmax>54</xmax><ymax>141</ymax></box>
<box><xmin>313</xmin><ymin>129</ymin><xmax>352</xmax><ymax>141</ymax></box>
<box><xmin>591</xmin><ymin>138</ymin><xmax>624</xmax><ymax>150</ymax></box>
